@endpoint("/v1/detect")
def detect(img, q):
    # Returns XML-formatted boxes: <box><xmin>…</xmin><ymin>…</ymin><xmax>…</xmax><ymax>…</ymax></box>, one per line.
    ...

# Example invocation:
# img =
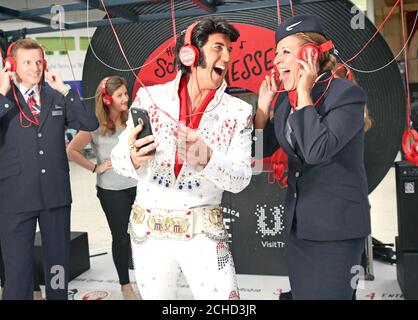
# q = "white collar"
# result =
<box><xmin>14</xmin><ymin>81</ymin><xmax>40</xmax><ymax>98</ymax></box>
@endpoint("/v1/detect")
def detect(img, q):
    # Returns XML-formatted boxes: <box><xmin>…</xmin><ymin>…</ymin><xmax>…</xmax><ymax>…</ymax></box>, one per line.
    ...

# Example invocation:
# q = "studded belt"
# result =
<box><xmin>128</xmin><ymin>203</ymin><xmax>229</xmax><ymax>243</ymax></box>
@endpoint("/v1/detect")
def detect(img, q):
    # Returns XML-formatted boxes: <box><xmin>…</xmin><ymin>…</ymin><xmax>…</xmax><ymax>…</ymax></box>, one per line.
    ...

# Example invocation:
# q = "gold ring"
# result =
<box><xmin>129</xmin><ymin>142</ymin><xmax>137</xmax><ymax>152</ymax></box>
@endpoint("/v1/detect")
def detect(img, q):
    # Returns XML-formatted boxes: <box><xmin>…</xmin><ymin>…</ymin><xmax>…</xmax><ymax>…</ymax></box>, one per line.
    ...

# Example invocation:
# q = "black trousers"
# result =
<box><xmin>285</xmin><ymin>229</ymin><xmax>365</xmax><ymax>300</ymax></box>
<box><xmin>96</xmin><ymin>186</ymin><xmax>136</xmax><ymax>285</ymax></box>
<box><xmin>0</xmin><ymin>206</ymin><xmax>70</xmax><ymax>300</ymax></box>
<box><xmin>0</xmin><ymin>243</ymin><xmax>40</xmax><ymax>291</ymax></box>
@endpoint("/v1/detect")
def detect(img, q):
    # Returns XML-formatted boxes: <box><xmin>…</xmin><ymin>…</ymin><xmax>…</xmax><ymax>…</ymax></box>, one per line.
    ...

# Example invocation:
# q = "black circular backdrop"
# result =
<box><xmin>83</xmin><ymin>0</ymin><xmax>406</xmax><ymax>193</ymax></box>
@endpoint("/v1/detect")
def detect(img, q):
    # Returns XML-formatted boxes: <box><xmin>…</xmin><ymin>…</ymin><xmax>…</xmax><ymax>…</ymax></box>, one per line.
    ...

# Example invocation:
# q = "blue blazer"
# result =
<box><xmin>0</xmin><ymin>85</ymin><xmax>99</xmax><ymax>214</ymax></box>
<box><xmin>273</xmin><ymin>75</ymin><xmax>371</xmax><ymax>241</ymax></box>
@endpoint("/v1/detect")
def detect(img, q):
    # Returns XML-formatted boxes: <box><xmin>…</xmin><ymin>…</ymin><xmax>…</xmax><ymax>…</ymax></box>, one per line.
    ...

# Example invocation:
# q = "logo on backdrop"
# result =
<box><xmin>133</xmin><ymin>23</ymin><xmax>276</xmax><ymax>98</ymax></box>
<box><xmin>221</xmin><ymin>203</ymin><xmax>285</xmax><ymax>249</ymax></box>
<box><xmin>221</xmin><ymin>206</ymin><xmax>239</xmax><ymax>242</ymax></box>
<box><xmin>255</xmin><ymin>204</ymin><xmax>285</xmax><ymax>248</ymax></box>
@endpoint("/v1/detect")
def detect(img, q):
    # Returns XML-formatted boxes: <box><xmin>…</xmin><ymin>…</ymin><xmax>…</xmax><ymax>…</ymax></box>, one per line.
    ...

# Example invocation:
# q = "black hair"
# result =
<box><xmin>174</xmin><ymin>16</ymin><xmax>240</xmax><ymax>74</ymax></box>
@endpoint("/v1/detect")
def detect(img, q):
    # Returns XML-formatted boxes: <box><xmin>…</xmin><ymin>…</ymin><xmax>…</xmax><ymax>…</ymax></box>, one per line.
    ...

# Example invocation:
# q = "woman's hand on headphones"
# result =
<box><xmin>296</xmin><ymin>50</ymin><xmax>319</xmax><ymax>97</ymax></box>
<box><xmin>0</xmin><ymin>66</ymin><xmax>15</xmax><ymax>96</ymax></box>
<box><xmin>255</xmin><ymin>70</ymin><xmax>279</xmax><ymax>129</ymax></box>
<box><xmin>45</xmin><ymin>70</ymin><xmax>66</xmax><ymax>92</ymax></box>
<box><xmin>258</xmin><ymin>70</ymin><xmax>279</xmax><ymax>112</ymax></box>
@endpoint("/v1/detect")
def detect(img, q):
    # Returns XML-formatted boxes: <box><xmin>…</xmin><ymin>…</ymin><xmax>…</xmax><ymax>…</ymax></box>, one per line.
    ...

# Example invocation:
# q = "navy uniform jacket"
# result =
<box><xmin>0</xmin><ymin>85</ymin><xmax>99</xmax><ymax>214</ymax></box>
<box><xmin>273</xmin><ymin>76</ymin><xmax>371</xmax><ymax>241</ymax></box>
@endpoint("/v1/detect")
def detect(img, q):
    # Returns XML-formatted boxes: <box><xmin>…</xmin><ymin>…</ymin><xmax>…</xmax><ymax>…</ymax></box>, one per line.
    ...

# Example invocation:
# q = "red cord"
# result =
<box><xmin>289</xmin><ymin>0</ymin><xmax>294</xmax><ymax>17</ymax></box>
<box><xmin>170</xmin><ymin>0</ymin><xmax>177</xmax><ymax>45</ymax></box>
<box><xmin>346</xmin><ymin>0</ymin><xmax>401</xmax><ymax>64</ymax></box>
<box><xmin>400</xmin><ymin>0</ymin><xmax>411</xmax><ymax>127</ymax></box>
<box><xmin>60</xmin><ymin>28</ymin><xmax>82</xmax><ymax>98</ymax></box>
<box><xmin>273</xmin><ymin>0</ymin><xmax>403</xmax><ymax>109</ymax></box>
<box><xmin>399</xmin><ymin>0</ymin><xmax>417</xmax><ymax>165</ymax></box>
<box><xmin>99</xmin><ymin>0</ymin><xmax>224</xmax><ymax>127</ymax></box>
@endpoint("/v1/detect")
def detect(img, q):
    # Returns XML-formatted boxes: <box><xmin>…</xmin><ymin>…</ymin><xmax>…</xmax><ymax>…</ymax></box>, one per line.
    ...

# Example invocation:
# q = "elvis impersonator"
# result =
<box><xmin>111</xmin><ymin>17</ymin><xmax>253</xmax><ymax>299</ymax></box>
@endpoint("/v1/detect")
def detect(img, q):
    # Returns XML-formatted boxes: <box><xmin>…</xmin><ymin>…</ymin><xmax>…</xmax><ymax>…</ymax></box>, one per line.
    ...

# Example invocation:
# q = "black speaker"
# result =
<box><xmin>395</xmin><ymin>161</ymin><xmax>418</xmax><ymax>251</ymax></box>
<box><xmin>396</xmin><ymin>237</ymin><xmax>418</xmax><ymax>299</ymax></box>
<box><xmin>34</xmin><ymin>231</ymin><xmax>90</xmax><ymax>285</ymax></box>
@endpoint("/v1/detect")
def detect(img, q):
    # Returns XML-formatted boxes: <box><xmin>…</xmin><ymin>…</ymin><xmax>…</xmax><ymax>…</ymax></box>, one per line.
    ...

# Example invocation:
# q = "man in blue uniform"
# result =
<box><xmin>0</xmin><ymin>38</ymin><xmax>98</xmax><ymax>300</ymax></box>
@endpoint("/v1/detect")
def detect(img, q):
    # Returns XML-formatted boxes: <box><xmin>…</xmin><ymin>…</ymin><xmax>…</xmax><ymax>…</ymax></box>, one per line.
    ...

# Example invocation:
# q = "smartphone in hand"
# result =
<box><xmin>130</xmin><ymin>107</ymin><xmax>156</xmax><ymax>155</ymax></box>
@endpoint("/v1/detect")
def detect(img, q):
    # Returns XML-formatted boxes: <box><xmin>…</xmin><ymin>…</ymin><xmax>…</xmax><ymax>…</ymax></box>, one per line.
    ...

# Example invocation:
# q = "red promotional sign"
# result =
<box><xmin>133</xmin><ymin>23</ymin><xmax>276</xmax><ymax>98</ymax></box>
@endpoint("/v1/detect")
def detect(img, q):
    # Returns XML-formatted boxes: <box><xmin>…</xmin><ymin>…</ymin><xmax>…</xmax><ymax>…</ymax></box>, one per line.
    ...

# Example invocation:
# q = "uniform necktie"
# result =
<box><xmin>27</xmin><ymin>90</ymin><xmax>40</xmax><ymax>125</ymax></box>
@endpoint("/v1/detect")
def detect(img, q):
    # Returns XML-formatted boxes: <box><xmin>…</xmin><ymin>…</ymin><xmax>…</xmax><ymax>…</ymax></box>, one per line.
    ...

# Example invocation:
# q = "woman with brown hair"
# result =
<box><xmin>67</xmin><ymin>76</ymin><xmax>138</xmax><ymax>299</ymax></box>
<box><xmin>256</xmin><ymin>14</ymin><xmax>371</xmax><ymax>299</ymax></box>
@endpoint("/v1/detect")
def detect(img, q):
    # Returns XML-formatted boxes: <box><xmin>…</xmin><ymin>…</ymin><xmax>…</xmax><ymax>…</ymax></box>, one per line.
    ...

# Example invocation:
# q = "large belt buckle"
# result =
<box><xmin>131</xmin><ymin>204</ymin><xmax>145</xmax><ymax>224</ymax></box>
<box><xmin>141</xmin><ymin>208</ymin><xmax>193</xmax><ymax>240</ymax></box>
<box><xmin>147</xmin><ymin>214</ymin><xmax>168</xmax><ymax>233</ymax></box>
<box><xmin>164</xmin><ymin>214</ymin><xmax>192</xmax><ymax>239</ymax></box>
<box><xmin>208</xmin><ymin>207</ymin><xmax>223</xmax><ymax>229</ymax></box>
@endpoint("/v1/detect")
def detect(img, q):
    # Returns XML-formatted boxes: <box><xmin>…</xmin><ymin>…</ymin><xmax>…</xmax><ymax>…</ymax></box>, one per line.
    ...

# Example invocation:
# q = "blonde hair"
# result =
<box><xmin>95</xmin><ymin>76</ymin><xmax>129</xmax><ymax>136</ymax></box>
<box><xmin>294</xmin><ymin>32</ymin><xmax>372</xmax><ymax>132</ymax></box>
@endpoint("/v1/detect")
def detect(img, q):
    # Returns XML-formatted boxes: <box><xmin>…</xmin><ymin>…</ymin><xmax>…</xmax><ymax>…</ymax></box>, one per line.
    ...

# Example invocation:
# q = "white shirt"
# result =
<box><xmin>91</xmin><ymin>126</ymin><xmax>137</xmax><ymax>191</ymax></box>
<box><xmin>15</xmin><ymin>82</ymin><xmax>40</xmax><ymax>107</ymax></box>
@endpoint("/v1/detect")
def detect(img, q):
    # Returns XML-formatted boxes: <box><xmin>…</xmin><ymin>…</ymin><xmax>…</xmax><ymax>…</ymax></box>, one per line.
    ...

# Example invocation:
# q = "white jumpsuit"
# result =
<box><xmin>112</xmin><ymin>72</ymin><xmax>253</xmax><ymax>299</ymax></box>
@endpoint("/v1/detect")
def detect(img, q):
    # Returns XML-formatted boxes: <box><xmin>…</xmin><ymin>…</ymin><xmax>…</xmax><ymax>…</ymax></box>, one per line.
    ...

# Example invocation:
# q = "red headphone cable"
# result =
<box><xmin>400</xmin><ymin>0</ymin><xmax>418</xmax><ymax>165</ymax></box>
<box><xmin>100</xmin><ymin>0</ymin><xmax>225</xmax><ymax>129</ymax></box>
<box><xmin>277</xmin><ymin>0</ymin><xmax>282</xmax><ymax>25</ymax></box>
<box><xmin>289</xmin><ymin>0</ymin><xmax>294</xmax><ymax>17</ymax></box>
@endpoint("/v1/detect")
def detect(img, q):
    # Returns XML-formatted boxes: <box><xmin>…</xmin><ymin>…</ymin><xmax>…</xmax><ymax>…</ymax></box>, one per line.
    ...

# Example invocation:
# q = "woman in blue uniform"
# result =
<box><xmin>255</xmin><ymin>14</ymin><xmax>371</xmax><ymax>299</ymax></box>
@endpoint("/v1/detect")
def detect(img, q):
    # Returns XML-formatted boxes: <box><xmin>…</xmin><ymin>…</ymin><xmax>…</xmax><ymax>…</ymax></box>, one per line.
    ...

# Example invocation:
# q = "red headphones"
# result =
<box><xmin>268</xmin><ymin>148</ymin><xmax>289</xmax><ymax>188</ymax></box>
<box><xmin>298</xmin><ymin>40</ymin><xmax>334</xmax><ymax>62</ymax></box>
<box><xmin>4</xmin><ymin>42</ymin><xmax>47</xmax><ymax>72</ymax></box>
<box><xmin>101</xmin><ymin>77</ymin><xmax>113</xmax><ymax>106</ymax></box>
<box><xmin>402</xmin><ymin>129</ymin><xmax>418</xmax><ymax>166</ymax></box>
<box><xmin>179</xmin><ymin>21</ymin><xmax>200</xmax><ymax>67</ymax></box>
